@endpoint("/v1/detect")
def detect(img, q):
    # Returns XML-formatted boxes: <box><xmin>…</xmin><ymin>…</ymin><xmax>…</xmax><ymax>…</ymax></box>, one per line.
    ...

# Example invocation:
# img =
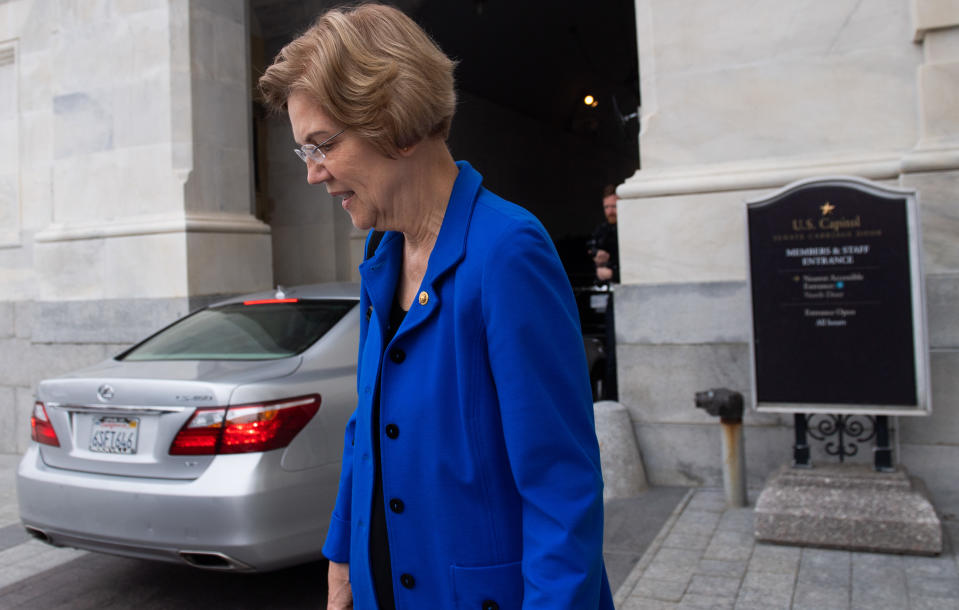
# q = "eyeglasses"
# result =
<box><xmin>294</xmin><ymin>128</ymin><xmax>347</xmax><ymax>164</ymax></box>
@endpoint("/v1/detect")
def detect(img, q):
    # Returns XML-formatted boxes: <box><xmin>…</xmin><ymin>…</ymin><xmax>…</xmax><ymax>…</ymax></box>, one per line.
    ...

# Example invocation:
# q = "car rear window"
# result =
<box><xmin>120</xmin><ymin>300</ymin><xmax>355</xmax><ymax>361</ymax></box>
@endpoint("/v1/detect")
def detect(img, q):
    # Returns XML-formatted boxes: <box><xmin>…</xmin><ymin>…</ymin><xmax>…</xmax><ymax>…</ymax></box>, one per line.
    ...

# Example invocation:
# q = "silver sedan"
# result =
<box><xmin>17</xmin><ymin>283</ymin><xmax>360</xmax><ymax>572</ymax></box>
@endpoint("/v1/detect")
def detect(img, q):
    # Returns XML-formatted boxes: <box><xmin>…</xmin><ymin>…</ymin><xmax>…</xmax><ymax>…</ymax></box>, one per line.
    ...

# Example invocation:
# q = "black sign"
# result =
<box><xmin>747</xmin><ymin>178</ymin><xmax>927</xmax><ymax>412</ymax></box>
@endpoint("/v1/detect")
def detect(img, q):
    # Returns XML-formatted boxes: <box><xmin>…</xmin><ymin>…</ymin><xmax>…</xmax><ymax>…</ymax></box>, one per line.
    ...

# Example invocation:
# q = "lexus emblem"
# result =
<box><xmin>97</xmin><ymin>384</ymin><xmax>115</xmax><ymax>401</ymax></box>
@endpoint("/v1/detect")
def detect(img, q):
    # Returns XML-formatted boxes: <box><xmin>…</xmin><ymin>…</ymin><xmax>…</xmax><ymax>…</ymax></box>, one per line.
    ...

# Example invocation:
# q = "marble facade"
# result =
<box><xmin>619</xmin><ymin>0</ymin><xmax>959</xmax><ymax>492</ymax></box>
<box><xmin>0</xmin><ymin>0</ymin><xmax>274</xmax><ymax>452</ymax></box>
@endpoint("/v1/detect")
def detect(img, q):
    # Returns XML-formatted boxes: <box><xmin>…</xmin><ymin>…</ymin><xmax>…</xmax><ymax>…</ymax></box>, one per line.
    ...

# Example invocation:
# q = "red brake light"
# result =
<box><xmin>30</xmin><ymin>402</ymin><xmax>60</xmax><ymax>447</ymax></box>
<box><xmin>170</xmin><ymin>395</ymin><xmax>320</xmax><ymax>455</ymax></box>
<box><xmin>242</xmin><ymin>298</ymin><xmax>299</xmax><ymax>305</ymax></box>
<box><xmin>168</xmin><ymin>408</ymin><xmax>226</xmax><ymax>455</ymax></box>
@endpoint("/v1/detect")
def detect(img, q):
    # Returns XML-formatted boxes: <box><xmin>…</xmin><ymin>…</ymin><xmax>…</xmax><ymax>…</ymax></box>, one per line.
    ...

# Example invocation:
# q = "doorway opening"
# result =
<box><xmin>250</xmin><ymin>0</ymin><xmax>640</xmax><ymax>287</ymax></box>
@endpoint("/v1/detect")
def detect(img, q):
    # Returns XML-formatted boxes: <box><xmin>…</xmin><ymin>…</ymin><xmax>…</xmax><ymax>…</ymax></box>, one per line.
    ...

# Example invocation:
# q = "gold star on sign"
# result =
<box><xmin>820</xmin><ymin>201</ymin><xmax>835</xmax><ymax>216</ymax></box>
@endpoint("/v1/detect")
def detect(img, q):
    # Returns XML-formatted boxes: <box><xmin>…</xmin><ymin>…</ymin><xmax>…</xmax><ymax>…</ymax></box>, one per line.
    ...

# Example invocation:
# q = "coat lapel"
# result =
<box><xmin>358</xmin><ymin>230</ymin><xmax>404</xmax><ymax>347</ymax></box>
<box><xmin>356</xmin><ymin>162</ymin><xmax>483</xmax><ymax>341</ymax></box>
<box><xmin>400</xmin><ymin>161</ymin><xmax>482</xmax><ymax>335</ymax></box>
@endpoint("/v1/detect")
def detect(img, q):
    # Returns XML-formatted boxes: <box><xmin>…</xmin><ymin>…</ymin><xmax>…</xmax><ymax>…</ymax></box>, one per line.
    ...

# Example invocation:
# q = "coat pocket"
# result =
<box><xmin>450</xmin><ymin>560</ymin><xmax>523</xmax><ymax>610</ymax></box>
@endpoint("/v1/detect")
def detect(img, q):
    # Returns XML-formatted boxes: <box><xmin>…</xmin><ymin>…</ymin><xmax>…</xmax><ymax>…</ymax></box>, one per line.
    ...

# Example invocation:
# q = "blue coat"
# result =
<box><xmin>323</xmin><ymin>162</ymin><xmax>613</xmax><ymax>609</ymax></box>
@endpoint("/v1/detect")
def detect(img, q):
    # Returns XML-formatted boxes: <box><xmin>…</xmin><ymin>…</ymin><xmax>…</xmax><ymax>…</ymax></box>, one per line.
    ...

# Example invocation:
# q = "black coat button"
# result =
<box><xmin>385</xmin><ymin>424</ymin><xmax>399</xmax><ymax>439</ymax></box>
<box><xmin>482</xmin><ymin>601</ymin><xmax>499</xmax><ymax>610</ymax></box>
<box><xmin>389</xmin><ymin>498</ymin><xmax>405</xmax><ymax>513</ymax></box>
<box><xmin>400</xmin><ymin>573</ymin><xmax>415</xmax><ymax>589</ymax></box>
<box><xmin>389</xmin><ymin>348</ymin><xmax>405</xmax><ymax>363</ymax></box>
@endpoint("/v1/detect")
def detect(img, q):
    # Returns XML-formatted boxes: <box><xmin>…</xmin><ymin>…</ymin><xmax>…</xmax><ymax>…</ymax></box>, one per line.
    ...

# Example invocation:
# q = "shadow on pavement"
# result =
<box><xmin>0</xmin><ymin>485</ymin><xmax>691</xmax><ymax>608</ymax></box>
<box><xmin>603</xmin><ymin>486</ymin><xmax>691</xmax><ymax>591</ymax></box>
<box><xmin>0</xmin><ymin>553</ymin><xmax>328</xmax><ymax>609</ymax></box>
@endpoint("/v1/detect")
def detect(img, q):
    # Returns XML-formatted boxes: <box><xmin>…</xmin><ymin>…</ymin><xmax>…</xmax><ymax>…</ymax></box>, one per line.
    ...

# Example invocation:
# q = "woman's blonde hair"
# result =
<box><xmin>257</xmin><ymin>3</ymin><xmax>457</xmax><ymax>157</ymax></box>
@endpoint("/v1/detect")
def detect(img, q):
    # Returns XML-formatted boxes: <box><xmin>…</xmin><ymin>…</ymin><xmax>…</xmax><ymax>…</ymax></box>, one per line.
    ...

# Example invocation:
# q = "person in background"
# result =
<box><xmin>258</xmin><ymin>4</ymin><xmax>613</xmax><ymax>609</ymax></box>
<box><xmin>590</xmin><ymin>185</ymin><xmax>619</xmax><ymax>284</ymax></box>
<box><xmin>589</xmin><ymin>185</ymin><xmax>620</xmax><ymax>400</ymax></box>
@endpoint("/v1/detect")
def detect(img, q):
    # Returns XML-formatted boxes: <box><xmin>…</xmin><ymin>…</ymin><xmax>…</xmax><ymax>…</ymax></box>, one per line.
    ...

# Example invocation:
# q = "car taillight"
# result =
<box><xmin>30</xmin><ymin>402</ymin><xmax>60</xmax><ymax>447</ymax></box>
<box><xmin>169</xmin><ymin>408</ymin><xmax>226</xmax><ymax>455</ymax></box>
<box><xmin>169</xmin><ymin>394</ymin><xmax>320</xmax><ymax>455</ymax></box>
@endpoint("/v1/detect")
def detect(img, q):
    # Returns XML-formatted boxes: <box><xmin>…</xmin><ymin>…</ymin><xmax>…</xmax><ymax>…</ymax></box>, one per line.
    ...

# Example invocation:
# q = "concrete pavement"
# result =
<box><xmin>2</xmin><ymin>452</ymin><xmax>959</xmax><ymax>608</ymax></box>
<box><xmin>615</xmin><ymin>487</ymin><xmax>959</xmax><ymax>609</ymax></box>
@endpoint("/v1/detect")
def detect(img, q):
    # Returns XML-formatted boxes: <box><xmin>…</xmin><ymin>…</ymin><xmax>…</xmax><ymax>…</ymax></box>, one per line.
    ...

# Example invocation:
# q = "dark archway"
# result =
<box><xmin>251</xmin><ymin>0</ymin><xmax>639</xmax><ymax>286</ymax></box>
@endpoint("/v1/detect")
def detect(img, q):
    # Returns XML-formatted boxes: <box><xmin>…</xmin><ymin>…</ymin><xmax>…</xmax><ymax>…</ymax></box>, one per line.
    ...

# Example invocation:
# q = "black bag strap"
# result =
<box><xmin>365</xmin><ymin>230</ymin><xmax>385</xmax><ymax>261</ymax></box>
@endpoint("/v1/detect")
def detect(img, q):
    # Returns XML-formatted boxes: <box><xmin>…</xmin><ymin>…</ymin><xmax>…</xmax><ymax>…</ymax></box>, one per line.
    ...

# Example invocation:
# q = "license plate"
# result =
<box><xmin>89</xmin><ymin>416</ymin><xmax>140</xmax><ymax>454</ymax></box>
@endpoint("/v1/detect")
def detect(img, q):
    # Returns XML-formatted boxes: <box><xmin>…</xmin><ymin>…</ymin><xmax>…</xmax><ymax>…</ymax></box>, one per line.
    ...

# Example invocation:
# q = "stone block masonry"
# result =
<box><xmin>616</xmin><ymin>488</ymin><xmax>959</xmax><ymax>609</ymax></box>
<box><xmin>0</xmin><ymin>298</ymin><xmax>197</xmax><ymax>454</ymax></box>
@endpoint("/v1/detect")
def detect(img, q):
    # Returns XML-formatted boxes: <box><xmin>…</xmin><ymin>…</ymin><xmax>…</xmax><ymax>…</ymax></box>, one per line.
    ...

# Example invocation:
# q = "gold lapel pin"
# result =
<box><xmin>419</xmin><ymin>291</ymin><xmax>429</xmax><ymax>306</ymax></box>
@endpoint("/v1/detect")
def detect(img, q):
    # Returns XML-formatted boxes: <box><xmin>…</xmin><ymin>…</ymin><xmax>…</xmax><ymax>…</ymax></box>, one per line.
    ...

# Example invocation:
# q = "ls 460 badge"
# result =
<box><xmin>175</xmin><ymin>394</ymin><xmax>215</xmax><ymax>402</ymax></box>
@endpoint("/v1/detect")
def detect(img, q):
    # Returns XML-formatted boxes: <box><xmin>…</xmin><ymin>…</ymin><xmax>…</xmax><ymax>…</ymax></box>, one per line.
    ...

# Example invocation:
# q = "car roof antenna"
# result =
<box><xmin>274</xmin><ymin>285</ymin><xmax>286</xmax><ymax>299</ymax></box>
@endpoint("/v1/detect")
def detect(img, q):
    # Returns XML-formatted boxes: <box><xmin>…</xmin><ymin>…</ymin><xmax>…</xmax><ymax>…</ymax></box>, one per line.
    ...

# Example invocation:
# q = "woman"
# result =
<box><xmin>258</xmin><ymin>5</ymin><xmax>613</xmax><ymax>609</ymax></box>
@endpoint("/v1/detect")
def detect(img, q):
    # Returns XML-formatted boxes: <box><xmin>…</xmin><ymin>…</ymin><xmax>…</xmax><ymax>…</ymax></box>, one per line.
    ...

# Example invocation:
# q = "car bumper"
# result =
<box><xmin>16</xmin><ymin>445</ymin><xmax>340</xmax><ymax>571</ymax></box>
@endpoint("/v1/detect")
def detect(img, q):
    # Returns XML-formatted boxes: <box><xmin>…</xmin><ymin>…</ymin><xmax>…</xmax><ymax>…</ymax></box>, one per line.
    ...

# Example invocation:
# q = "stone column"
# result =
<box><xmin>0</xmin><ymin>0</ymin><xmax>271</xmax><ymax>453</ymax></box>
<box><xmin>897</xmin><ymin>0</ymin><xmax>959</xmax><ymax>492</ymax></box>
<box><xmin>617</xmin><ymin>0</ymin><xmax>959</xmax><ymax>491</ymax></box>
<box><xmin>32</xmin><ymin>0</ymin><xmax>271</xmax><ymax>303</ymax></box>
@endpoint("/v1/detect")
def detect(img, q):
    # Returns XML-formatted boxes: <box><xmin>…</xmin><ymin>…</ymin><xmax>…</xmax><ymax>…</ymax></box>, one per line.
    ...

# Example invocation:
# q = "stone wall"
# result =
<box><xmin>0</xmin><ymin>292</ymin><xmax>237</xmax><ymax>454</ymax></box>
<box><xmin>0</xmin><ymin>0</ymin><xmax>271</xmax><ymax>455</ymax></box>
<box><xmin>620</xmin><ymin>0</ymin><xmax>959</xmax><ymax>492</ymax></box>
<box><xmin>0</xmin><ymin>300</ymin><xmax>131</xmax><ymax>453</ymax></box>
